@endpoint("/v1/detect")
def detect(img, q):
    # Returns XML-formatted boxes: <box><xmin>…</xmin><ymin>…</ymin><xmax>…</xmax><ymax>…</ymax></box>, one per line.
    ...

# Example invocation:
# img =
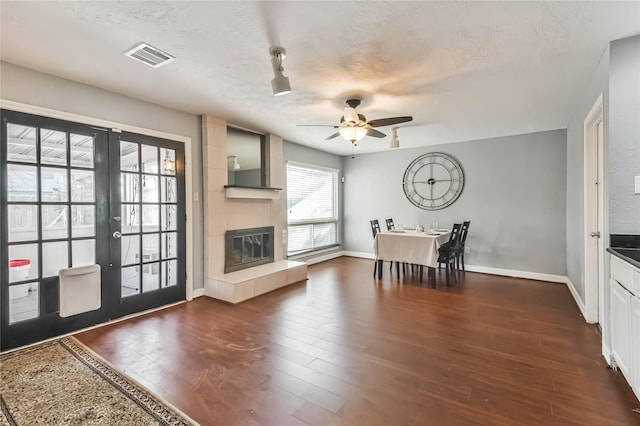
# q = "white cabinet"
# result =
<box><xmin>609</xmin><ymin>253</ymin><xmax>640</xmax><ymax>402</ymax></box>
<box><xmin>610</xmin><ymin>278</ymin><xmax>633</xmax><ymax>378</ymax></box>
<box><xmin>632</xmin><ymin>296</ymin><xmax>640</xmax><ymax>398</ymax></box>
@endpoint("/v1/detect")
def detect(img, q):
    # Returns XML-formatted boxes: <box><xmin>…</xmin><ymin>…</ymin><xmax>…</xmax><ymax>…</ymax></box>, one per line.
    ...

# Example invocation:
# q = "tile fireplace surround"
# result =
<box><xmin>201</xmin><ymin>115</ymin><xmax>307</xmax><ymax>303</ymax></box>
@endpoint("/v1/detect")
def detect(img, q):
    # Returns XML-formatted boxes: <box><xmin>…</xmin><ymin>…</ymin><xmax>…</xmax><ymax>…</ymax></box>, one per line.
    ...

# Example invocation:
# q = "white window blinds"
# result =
<box><xmin>286</xmin><ymin>162</ymin><xmax>338</xmax><ymax>254</ymax></box>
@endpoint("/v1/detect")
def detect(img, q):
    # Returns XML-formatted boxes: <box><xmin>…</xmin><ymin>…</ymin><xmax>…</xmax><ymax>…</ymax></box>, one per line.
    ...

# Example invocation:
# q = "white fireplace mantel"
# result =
<box><xmin>224</xmin><ymin>185</ymin><xmax>282</xmax><ymax>200</ymax></box>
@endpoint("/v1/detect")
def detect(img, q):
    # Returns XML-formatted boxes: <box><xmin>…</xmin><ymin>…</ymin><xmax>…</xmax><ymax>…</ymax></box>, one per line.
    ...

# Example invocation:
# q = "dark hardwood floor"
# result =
<box><xmin>75</xmin><ymin>257</ymin><xmax>640</xmax><ymax>425</ymax></box>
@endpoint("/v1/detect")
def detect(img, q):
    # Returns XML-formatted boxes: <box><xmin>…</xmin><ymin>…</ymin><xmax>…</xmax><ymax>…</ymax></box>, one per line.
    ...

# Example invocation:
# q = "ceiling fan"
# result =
<box><xmin>299</xmin><ymin>98</ymin><xmax>413</xmax><ymax>144</ymax></box>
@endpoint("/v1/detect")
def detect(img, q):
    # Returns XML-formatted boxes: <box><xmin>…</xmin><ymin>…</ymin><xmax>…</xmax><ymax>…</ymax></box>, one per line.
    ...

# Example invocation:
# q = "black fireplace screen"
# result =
<box><xmin>225</xmin><ymin>226</ymin><xmax>274</xmax><ymax>273</ymax></box>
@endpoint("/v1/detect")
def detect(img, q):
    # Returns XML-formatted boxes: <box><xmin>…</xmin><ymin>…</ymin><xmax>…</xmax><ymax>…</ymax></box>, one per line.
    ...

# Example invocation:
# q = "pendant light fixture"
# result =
<box><xmin>269</xmin><ymin>46</ymin><xmax>291</xmax><ymax>96</ymax></box>
<box><xmin>390</xmin><ymin>127</ymin><xmax>400</xmax><ymax>149</ymax></box>
<box><xmin>228</xmin><ymin>155</ymin><xmax>241</xmax><ymax>170</ymax></box>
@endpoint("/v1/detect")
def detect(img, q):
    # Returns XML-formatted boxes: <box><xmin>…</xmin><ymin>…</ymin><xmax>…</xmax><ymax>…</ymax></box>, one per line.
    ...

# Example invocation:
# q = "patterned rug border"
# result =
<box><xmin>0</xmin><ymin>337</ymin><xmax>199</xmax><ymax>426</ymax></box>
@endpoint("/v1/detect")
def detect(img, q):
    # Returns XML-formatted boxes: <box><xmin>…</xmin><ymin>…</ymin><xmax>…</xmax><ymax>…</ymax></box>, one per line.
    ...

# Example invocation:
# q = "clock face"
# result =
<box><xmin>402</xmin><ymin>152</ymin><xmax>464</xmax><ymax>210</ymax></box>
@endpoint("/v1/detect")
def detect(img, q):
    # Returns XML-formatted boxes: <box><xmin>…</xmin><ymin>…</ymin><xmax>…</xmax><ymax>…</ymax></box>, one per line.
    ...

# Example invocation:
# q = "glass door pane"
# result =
<box><xmin>110</xmin><ymin>132</ymin><xmax>185</xmax><ymax>317</ymax></box>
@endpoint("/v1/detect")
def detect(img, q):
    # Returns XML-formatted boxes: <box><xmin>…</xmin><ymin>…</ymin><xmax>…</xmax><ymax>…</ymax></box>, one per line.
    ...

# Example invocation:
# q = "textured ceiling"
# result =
<box><xmin>1</xmin><ymin>1</ymin><xmax>639</xmax><ymax>155</ymax></box>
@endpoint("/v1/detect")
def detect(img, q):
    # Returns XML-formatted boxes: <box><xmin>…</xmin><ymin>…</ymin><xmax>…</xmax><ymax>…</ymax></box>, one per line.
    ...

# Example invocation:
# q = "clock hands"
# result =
<box><xmin>412</xmin><ymin>179</ymin><xmax>452</xmax><ymax>185</ymax></box>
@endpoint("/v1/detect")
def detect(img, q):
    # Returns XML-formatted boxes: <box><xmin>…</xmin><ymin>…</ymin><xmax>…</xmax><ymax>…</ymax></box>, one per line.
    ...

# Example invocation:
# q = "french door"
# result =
<box><xmin>1</xmin><ymin>110</ymin><xmax>186</xmax><ymax>350</ymax></box>
<box><xmin>109</xmin><ymin>131</ymin><xmax>186</xmax><ymax>318</ymax></box>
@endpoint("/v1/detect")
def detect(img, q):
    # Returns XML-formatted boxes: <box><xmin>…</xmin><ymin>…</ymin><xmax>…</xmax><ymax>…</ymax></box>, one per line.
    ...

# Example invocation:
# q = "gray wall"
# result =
<box><xmin>609</xmin><ymin>35</ymin><xmax>640</xmax><ymax>234</ymax></box>
<box><xmin>232</xmin><ymin>169</ymin><xmax>262</xmax><ymax>187</ymax></box>
<box><xmin>343</xmin><ymin>130</ymin><xmax>567</xmax><ymax>276</ymax></box>
<box><xmin>283</xmin><ymin>141</ymin><xmax>344</xmax><ymax>262</ymax></box>
<box><xmin>565</xmin><ymin>48</ymin><xmax>609</xmax><ymax>302</ymax></box>
<box><xmin>0</xmin><ymin>61</ymin><xmax>204</xmax><ymax>290</ymax></box>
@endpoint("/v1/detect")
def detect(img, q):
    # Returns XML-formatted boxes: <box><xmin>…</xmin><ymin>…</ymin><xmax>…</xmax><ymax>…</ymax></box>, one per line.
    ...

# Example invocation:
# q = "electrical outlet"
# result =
<box><xmin>635</xmin><ymin>176</ymin><xmax>640</xmax><ymax>194</ymax></box>
<box><xmin>465</xmin><ymin>247</ymin><xmax>470</xmax><ymax>254</ymax></box>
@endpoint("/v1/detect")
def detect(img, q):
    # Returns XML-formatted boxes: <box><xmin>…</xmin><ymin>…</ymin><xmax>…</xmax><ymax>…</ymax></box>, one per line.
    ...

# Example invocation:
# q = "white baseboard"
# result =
<box><xmin>563</xmin><ymin>276</ymin><xmax>588</xmax><ymax>321</ymax></box>
<box><xmin>312</xmin><ymin>255</ymin><xmax>592</xmax><ymax>324</ymax></box>
<box><xmin>342</xmin><ymin>251</ymin><xmax>374</xmax><ymax>260</ymax></box>
<box><xmin>336</xmin><ymin>254</ymin><xmax>569</xmax><ymax>284</ymax></box>
<box><xmin>464</xmin><ymin>264</ymin><xmax>566</xmax><ymax>284</ymax></box>
<box><xmin>192</xmin><ymin>288</ymin><xmax>205</xmax><ymax>298</ymax></box>
<box><xmin>602</xmin><ymin>343</ymin><xmax>612</xmax><ymax>365</ymax></box>
<box><xmin>302</xmin><ymin>251</ymin><xmax>345</xmax><ymax>265</ymax></box>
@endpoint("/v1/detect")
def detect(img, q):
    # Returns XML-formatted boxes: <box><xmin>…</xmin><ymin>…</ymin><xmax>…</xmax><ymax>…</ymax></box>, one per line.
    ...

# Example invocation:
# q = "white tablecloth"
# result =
<box><xmin>373</xmin><ymin>230</ymin><xmax>451</xmax><ymax>268</ymax></box>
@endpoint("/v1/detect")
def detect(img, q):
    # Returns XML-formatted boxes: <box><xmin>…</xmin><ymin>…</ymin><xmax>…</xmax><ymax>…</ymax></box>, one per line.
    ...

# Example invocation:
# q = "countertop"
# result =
<box><xmin>607</xmin><ymin>247</ymin><xmax>640</xmax><ymax>269</ymax></box>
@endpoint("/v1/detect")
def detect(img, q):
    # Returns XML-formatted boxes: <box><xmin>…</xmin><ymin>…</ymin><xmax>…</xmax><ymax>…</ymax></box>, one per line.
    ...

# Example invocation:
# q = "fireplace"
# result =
<box><xmin>224</xmin><ymin>226</ymin><xmax>274</xmax><ymax>273</ymax></box>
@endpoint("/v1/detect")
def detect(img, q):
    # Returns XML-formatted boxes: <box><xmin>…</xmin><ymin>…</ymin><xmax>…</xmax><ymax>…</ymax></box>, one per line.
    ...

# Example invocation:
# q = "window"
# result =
<box><xmin>286</xmin><ymin>162</ymin><xmax>339</xmax><ymax>255</ymax></box>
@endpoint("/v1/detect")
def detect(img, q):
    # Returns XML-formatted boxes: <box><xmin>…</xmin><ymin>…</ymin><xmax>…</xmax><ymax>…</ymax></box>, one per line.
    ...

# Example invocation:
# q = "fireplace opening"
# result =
<box><xmin>225</xmin><ymin>226</ymin><xmax>274</xmax><ymax>273</ymax></box>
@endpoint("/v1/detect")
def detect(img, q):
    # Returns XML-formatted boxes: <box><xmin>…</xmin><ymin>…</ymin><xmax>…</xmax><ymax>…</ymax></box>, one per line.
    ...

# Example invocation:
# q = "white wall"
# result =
<box><xmin>343</xmin><ymin>129</ymin><xmax>568</xmax><ymax>276</ymax></box>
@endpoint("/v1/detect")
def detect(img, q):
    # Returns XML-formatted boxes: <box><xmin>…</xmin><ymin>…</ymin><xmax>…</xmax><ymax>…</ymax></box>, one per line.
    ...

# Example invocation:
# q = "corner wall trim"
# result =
<box><xmin>564</xmin><ymin>276</ymin><xmax>589</xmax><ymax>321</ymax></box>
<box><xmin>602</xmin><ymin>343</ymin><xmax>612</xmax><ymax>365</ymax></box>
<box><xmin>192</xmin><ymin>288</ymin><xmax>206</xmax><ymax>298</ymax></box>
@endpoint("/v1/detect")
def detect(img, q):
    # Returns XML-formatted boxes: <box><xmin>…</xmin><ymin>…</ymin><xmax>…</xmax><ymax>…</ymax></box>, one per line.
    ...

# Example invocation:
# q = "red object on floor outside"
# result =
<box><xmin>9</xmin><ymin>259</ymin><xmax>30</xmax><ymax>268</ymax></box>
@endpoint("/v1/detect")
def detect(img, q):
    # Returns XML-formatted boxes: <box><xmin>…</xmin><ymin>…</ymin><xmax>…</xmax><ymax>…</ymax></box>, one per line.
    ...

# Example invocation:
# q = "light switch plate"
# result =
<box><xmin>636</xmin><ymin>176</ymin><xmax>640</xmax><ymax>194</ymax></box>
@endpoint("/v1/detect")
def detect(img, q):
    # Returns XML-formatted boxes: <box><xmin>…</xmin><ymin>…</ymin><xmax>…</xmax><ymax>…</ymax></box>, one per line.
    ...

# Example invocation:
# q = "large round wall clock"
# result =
<box><xmin>402</xmin><ymin>152</ymin><xmax>464</xmax><ymax>210</ymax></box>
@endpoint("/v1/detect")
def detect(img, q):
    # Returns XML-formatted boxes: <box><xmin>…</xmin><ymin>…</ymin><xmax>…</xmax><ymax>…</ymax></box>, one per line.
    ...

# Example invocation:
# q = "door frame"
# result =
<box><xmin>583</xmin><ymin>93</ymin><xmax>605</xmax><ymax>324</ymax></box>
<box><xmin>0</xmin><ymin>99</ymin><xmax>195</xmax><ymax>301</ymax></box>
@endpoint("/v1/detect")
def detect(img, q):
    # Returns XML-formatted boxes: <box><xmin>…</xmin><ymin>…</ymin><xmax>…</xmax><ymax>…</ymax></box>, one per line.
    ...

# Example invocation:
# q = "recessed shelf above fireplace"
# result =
<box><xmin>224</xmin><ymin>185</ymin><xmax>282</xmax><ymax>200</ymax></box>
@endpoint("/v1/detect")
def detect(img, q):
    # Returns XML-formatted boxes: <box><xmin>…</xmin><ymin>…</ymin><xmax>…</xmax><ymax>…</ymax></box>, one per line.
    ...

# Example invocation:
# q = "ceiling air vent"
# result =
<box><xmin>124</xmin><ymin>42</ymin><xmax>175</xmax><ymax>68</ymax></box>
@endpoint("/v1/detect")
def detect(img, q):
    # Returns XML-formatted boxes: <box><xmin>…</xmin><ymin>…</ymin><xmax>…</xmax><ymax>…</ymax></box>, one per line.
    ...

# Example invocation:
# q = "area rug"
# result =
<box><xmin>0</xmin><ymin>337</ymin><xmax>198</xmax><ymax>425</ymax></box>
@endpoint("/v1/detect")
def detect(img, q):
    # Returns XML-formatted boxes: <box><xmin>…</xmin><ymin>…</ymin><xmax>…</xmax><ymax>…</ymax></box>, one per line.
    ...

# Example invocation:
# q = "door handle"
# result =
<box><xmin>590</xmin><ymin>231</ymin><xmax>601</xmax><ymax>238</ymax></box>
<box><xmin>112</xmin><ymin>231</ymin><xmax>122</xmax><ymax>239</ymax></box>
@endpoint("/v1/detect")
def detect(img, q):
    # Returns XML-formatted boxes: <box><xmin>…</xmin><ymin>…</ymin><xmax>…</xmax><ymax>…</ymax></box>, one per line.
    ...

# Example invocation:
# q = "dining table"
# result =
<box><xmin>373</xmin><ymin>228</ymin><xmax>451</xmax><ymax>283</ymax></box>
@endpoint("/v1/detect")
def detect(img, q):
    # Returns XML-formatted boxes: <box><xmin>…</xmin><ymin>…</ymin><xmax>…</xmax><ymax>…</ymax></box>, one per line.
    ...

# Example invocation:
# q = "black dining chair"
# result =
<box><xmin>387</xmin><ymin>218</ymin><xmax>416</xmax><ymax>275</ymax></box>
<box><xmin>455</xmin><ymin>221</ymin><xmax>471</xmax><ymax>272</ymax></box>
<box><xmin>437</xmin><ymin>223</ymin><xmax>462</xmax><ymax>286</ymax></box>
<box><xmin>370</xmin><ymin>219</ymin><xmax>381</xmax><ymax>237</ymax></box>
<box><xmin>370</xmin><ymin>220</ymin><xmax>383</xmax><ymax>277</ymax></box>
<box><xmin>371</xmin><ymin>219</ymin><xmax>404</xmax><ymax>279</ymax></box>
<box><xmin>385</xmin><ymin>218</ymin><xmax>395</xmax><ymax>231</ymax></box>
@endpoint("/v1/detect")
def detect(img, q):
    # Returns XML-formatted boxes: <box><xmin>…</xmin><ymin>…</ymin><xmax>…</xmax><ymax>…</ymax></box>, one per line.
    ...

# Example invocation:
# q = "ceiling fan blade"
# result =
<box><xmin>367</xmin><ymin>128</ymin><xmax>386</xmax><ymax>138</ymax></box>
<box><xmin>325</xmin><ymin>132</ymin><xmax>341</xmax><ymax>140</ymax></box>
<box><xmin>367</xmin><ymin>116</ymin><xmax>413</xmax><ymax>128</ymax></box>
<box><xmin>297</xmin><ymin>124</ymin><xmax>339</xmax><ymax>128</ymax></box>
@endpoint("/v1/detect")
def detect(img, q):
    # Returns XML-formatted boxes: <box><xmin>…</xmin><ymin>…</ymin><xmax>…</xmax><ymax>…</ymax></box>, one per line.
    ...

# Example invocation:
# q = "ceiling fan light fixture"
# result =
<box><xmin>270</xmin><ymin>47</ymin><xmax>291</xmax><ymax>96</ymax></box>
<box><xmin>339</xmin><ymin>126</ymin><xmax>368</xmax><ymax>143</ymax></box>
<box><xmin>343</xmin><ymin>107</ymin><xmax>359</xmax><ymax>124</ymax></box>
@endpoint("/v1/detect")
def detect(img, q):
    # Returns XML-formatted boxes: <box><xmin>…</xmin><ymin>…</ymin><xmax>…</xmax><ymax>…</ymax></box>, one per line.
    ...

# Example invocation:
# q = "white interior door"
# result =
<box><xmin>584</xmin><ymin>94</ymin><xmax>604</xmax><ymax>324</ymax></box>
